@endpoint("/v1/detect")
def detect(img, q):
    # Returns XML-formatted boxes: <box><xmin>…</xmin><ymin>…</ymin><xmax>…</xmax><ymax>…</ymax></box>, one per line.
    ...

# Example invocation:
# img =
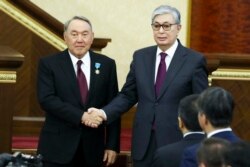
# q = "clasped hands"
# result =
<box><xmin>81</xmin><ymin>107</ymin><xmax>106</xmax><ymax>128</ymax></box>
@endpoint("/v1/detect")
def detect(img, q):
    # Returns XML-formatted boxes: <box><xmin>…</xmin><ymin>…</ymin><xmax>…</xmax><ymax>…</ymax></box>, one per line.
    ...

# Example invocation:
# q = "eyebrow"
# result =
<box><xmin>153</xmin><ymin>21</ymin><xmax>172</xmax><ymax>24</ymax></box>
<box><xmin>70</xmin><ymin>30</ymin><xmax>90</xmax><ymax>33</ymax></box>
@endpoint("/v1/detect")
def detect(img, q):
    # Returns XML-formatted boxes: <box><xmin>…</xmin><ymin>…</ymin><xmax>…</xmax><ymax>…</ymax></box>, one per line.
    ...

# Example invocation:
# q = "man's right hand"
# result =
<box><xmin>81</xmin><ymin>108</ymin><xmax>106</xmax><ymax>128</ymax></box>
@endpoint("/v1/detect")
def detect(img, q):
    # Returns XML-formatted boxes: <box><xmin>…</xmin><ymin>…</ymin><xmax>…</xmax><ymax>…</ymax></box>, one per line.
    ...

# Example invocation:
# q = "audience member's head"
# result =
<box><xmin>178</xmin><ymin>94</ymin><xmax>202</xmax><ymax>133</ymax></box>
<box><xmin>197</xmin><ymin>137</ymin><xmax>230</xmax><ymax>167</ymax></box>
<box><xmin>224</xmin><ymin>141</ymin><xmax>250</xmax><ymax>167</ymax></box>
<box><xmin>196</xmin><ymin>87</ymin><xmax>234</xmax><ymax>132</ymax></box>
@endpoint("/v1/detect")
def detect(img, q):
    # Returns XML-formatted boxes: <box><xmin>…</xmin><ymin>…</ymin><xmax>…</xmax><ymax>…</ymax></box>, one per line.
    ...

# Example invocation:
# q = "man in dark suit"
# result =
<box><xmin>151</xmin><ymin>94</ymin><xmax>205</xmax><ymax>167</ymax></box>
<box><xmin>180</xmin><ymin>87</ymin><xmax>241</xmax><ymax>167</ymax></box>
<box><xmin>37</xmin><ymin>16</ymin><xmax>120</xmax><ymax>167</ymax></box>
<box><xmin>86</xmin><ymin>5</ymin><xmax>208</xmax><ymax>167</ymax></box>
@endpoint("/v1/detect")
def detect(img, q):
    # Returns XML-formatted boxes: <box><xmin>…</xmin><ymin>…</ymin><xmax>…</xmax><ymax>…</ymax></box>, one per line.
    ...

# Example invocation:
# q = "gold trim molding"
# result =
<box><xmin>0</xmin><ymin>0</ymin><xmax>66</xmax><ymax>51</ymax></box>
<box><xmin>0</xmin><ymin>71</ymin><xmax>16</xmax><ymax>83</ymax></box>
<box><xmin>209</xmin><ymin>68</ymin><xmax>250</xmax><ymax>81</ymax></box>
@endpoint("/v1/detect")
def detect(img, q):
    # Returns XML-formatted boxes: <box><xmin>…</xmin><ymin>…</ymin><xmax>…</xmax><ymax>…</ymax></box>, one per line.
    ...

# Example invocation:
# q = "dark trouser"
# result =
<box><xmin>132</xmin><ymin>131</ymin><xmax>157</xmax><ymax>167</ymax></box>
<box><xmin>43</xmin><ymin>139</ymin><xmax>102</xmax><ymax>167</ymax></box>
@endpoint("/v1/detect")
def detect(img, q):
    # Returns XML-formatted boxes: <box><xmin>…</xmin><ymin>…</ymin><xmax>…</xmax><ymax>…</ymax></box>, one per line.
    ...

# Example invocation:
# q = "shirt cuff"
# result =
<box><xmin>100</xmin><ymin>109</ymin><xmax>107</xmax><ymax>121</ymax></box>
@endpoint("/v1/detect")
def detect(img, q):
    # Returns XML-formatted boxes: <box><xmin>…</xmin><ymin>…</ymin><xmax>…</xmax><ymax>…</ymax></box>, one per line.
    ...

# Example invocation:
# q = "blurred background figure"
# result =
<box><xmin>197</xmin><ymin>137</ymin><xmax>230</xmax><ymax>167</ymax></box>
<box><xmin>151</xmin><ymin>94</ymin><xmax>204</xmax><ymax>167</ymax></box>
<box><xmin>225</xmin><ymin>141</ymin><xmax>250</xmax><ymax>167</ymax></box>
<box><xmin>180</xmin><ymin>87</ymin><xmax>241</xmax><ymax>167</ymax></box>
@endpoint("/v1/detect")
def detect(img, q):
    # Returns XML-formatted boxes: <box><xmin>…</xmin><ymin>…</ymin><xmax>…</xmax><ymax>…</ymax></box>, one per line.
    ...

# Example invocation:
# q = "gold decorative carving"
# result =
<box><xmin>0</xmin><ymin>71</ymin><xmax>16</xmax><ymax>83</ymax></box>
<box><xmin>209</xmin><ymin>68</ymin><xmax>250</xmax><ymax>82</ymax></box>
<box><xmin>0</xmin><ymin>0</ymin><xmax>66</xmax><ymax>51</ymax></box>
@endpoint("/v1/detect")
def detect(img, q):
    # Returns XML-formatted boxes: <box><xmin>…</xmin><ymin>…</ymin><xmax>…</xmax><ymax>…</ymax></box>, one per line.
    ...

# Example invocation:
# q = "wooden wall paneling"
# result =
<box><xmin>192</xmin><ymin>0</ymin><xmax>250</xmax><ymax>141</ymax></box>
<box><xmin>191</xmin><ymin>0</ymin><xmax>250</xmax><ymax>53</ymax></box>
<box><xmin>0</xmin><ymin>10</ymin><xmax>59</xmax><ymax>137</ymax></box>
<box><xmin>0</xmin><ymin>83</ymin><xmax>15</xmax><ymax>152</ymax></box>
<box><xmin>0</xmin><ymin>46</ymin><xmax>24</xmax><ymax>153</ymax></box>
<box><xmin>1</xmin><ymin>10</ymin><xmax>30</xmax><ymax>118</ymax></box>
<box><xmin>211</xmin><ymin>80</ymin><xmax>250</xmax><ymax>141</ymax></box>
<box><xmin>207</xmin><ymin>53</ymin><xmax>250</xmax><ymax>140</ymax></box>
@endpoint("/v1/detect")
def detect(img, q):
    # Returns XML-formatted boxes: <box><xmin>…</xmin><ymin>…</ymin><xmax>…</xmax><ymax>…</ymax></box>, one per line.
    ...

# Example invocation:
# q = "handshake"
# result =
<box><xmin>81</xmin><ymin>107</ymin><xmax>106</xmax><ymax>128</ymax></box>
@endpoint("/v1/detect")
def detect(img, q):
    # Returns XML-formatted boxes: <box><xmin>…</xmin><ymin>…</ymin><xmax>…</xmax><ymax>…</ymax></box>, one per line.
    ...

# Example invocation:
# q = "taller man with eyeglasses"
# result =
<box><xmin>85</xmin><ymin>5</ymin><xmax>208</xmax><ymax>167</ymax></box>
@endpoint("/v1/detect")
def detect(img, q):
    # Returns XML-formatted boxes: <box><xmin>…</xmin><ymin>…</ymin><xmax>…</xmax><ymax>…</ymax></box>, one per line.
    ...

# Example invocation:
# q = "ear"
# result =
<box><xmin>178</xmin><ymin>117</ymin><xmax>184</xmax><ymax>129</ymax></box>
<box><xmin>177</xmin><ymin>24</ymin><xmax>182</xmax><ymax>31</ymax></box>
<box><xmin>198</xmin><ymin>163</ymin><xmax>206</xmax><ymax>167</ymax></box>
<box><xmin>63</xmin><ymin>32</ymin><xmax>67</xmax><ymax>41</ymax></box>
<box><xmin>90</xmin><ymin>32</ymin><xmax>94</xmax><ymax>44</ymax></box>
<box><xmin>204</xmin><ymin>115</ymin><xmax>209</xmax><ymax>125</ymax></box>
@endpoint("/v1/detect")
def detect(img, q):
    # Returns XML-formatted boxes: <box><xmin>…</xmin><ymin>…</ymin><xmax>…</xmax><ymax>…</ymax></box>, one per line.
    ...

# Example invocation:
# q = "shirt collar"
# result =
<box><xmin>156</xmin><ymin>39</ymin><xmax>178</xmax><ymax>58</ymax></box>
<box><xmin>183</xmin><ymin>131</ymin><xmax>204</xmax><ymax>138</ymax></box>
<box><xmin>69</xmin><ymin>51</ymin><xmax>90</xmax><ymax>68</ymax></box>
<box><xmin>207</xmin><ymin>127</ymin><xmax>232</xmax><ymax>138</ymax></box>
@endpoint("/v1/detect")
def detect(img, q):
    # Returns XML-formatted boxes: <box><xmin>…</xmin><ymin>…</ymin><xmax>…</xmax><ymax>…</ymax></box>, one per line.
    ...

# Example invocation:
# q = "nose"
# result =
<box><xmin>159</xmin><ymin>26</ymin><xmax>165</xmax><ymax>33</ymax></box>
<box><xmin>76</xmin><ymin>34</ymin><xmax>84</xmax><ymax>42</ymax></box>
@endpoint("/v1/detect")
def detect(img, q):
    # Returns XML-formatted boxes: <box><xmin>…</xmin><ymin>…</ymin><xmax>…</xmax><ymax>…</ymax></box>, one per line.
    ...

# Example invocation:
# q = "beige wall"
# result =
<box><xmin>31</xmin><ymin>0</ymin><xmax>190</xmax><ymax>88</ymax></box>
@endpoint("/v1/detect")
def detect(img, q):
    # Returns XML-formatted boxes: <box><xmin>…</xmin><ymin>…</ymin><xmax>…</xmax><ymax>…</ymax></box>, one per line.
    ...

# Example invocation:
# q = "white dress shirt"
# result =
<box><xmin>69</xmin><ymin>51</ymin><xmax>91</xmax><ymax>89</ymax></box>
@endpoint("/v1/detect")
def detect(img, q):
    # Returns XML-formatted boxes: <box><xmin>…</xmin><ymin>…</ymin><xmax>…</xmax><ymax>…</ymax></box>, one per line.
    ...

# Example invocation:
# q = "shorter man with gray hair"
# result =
<box><xmin>37</xmin><ymin>16</ymin><xmax>120</xmax><ymax>167</ymax></box>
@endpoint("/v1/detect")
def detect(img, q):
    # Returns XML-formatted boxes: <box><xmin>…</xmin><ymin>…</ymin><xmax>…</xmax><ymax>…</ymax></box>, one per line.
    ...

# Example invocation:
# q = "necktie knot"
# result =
<box><xmin>160</xmin><ymin>52</ymin><xmax>167</xmax><ymax>61</ymax></box>
<box><xmin>77</xmin><ymin>60</ymin><xmax>83</xmax><ymax>67</ymax></box>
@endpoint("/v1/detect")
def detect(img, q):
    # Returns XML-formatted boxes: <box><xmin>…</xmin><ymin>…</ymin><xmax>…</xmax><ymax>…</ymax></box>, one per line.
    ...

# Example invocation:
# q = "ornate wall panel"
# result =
<box><xmin>210</xmin><ymin>79</ymin><xmax>250</xmax><ymax>140</ymax></box>
<box><xmin>191</xmin><ymin>0</ymin><xmax>250</xmax><ymax>53</ymax></box>
<box><xmin>191</xmin><ymin>0</ymin><xmax>250</xmax><ymax>141</ymax></box>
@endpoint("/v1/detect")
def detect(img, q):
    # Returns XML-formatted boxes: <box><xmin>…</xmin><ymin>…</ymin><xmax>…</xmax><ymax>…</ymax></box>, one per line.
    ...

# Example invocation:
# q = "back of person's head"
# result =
<box><xmin>196</xmin><ymin>87</ymin><xmax>234</xmax><ymax>128</ymax></box>
<box><xmin>178</xmin><ymin>94</ymin><xmax>202</xmax><ymax>131</ymax></box>
<box><xmin>151</xmin><ymin>5</ymin><xmax>181</xmax><ymax>24</ymax></box>
<box><xmin>197</xmin><ymin>137</ymin><xmax>230</xmax><ymax>167</ymax></box>
<box><xmin>225</xmin><ymin>141</ymin><xmax>250</xmax><ymax>167</ymax></box>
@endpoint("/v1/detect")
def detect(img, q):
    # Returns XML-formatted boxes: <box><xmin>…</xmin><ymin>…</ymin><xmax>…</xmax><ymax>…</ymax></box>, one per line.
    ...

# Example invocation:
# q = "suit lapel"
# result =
<box><xmin>143</xmin><ymin>46</ymin><xmax>158</xmax><ymax>98</ymax></box>
<box><xmin>58</xmin><ymin>50</ymin><xmax>82</xmax><ymax>103</ymax></box>
<box><xmin>157</xmin><ymin>42</ymin><xmax>188</xmax><ymax>99</ymax></box>
<box><xmin>88</xmin><ymin>51</ymin><xmax>98</xmax><ymax>104</ymax></box>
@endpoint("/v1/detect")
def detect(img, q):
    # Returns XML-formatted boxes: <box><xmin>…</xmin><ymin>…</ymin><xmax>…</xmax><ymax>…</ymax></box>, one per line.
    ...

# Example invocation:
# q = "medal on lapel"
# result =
<box><xmin>95</xmin><ymin>62</ymin><xmax>101</xmax><ymax>74</ymax></box>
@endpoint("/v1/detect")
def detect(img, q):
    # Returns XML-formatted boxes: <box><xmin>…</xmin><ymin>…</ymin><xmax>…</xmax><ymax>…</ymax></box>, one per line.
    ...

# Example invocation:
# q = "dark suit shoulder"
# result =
<box><xmin>157</xmin><ymin>134</ymin><xmax>204</xmax><ymax>155</ymax></box>
<box><xmin>177</xmin><ymin>43</ymin><xmax>204</xmax><ymax>59</ymax></box>
<box><xmin>89</xmin><ymin>50</ymin><xmax>115</xmax><ymax>63</ymax></box>
<box><xmin>134</xmin><ymin>45</ymin><xmax>157</xmax><ymax>54</ymax></box>
<box><xmin>40</xmin><ymin>49</ymin><xmax>68</xmax><ymax>62</ymax></box>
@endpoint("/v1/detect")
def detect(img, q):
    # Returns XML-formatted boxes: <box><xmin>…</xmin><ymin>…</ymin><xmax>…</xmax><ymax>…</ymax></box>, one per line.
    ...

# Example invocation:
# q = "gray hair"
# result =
<box><xmin>64</xmin><ymin>16</ymin><xmax>92</xmax><ymax>32</ymax></box>
<box><xmin>151</xmin><ymin>5</ymin><xmax>181</xmax><ymax>24</ymax></box>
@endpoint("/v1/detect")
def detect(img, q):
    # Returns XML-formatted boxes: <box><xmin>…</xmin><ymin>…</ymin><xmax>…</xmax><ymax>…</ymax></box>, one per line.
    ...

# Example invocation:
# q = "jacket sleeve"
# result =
<box><xmin>105</xmin><ymin>60</ymin><xmax>121</xmax><ymax>152</ymax></box>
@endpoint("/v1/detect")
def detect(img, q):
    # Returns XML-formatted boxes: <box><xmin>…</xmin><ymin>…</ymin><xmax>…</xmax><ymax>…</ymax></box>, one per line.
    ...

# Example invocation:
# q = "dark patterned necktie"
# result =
<box><xmin>77</xmin><ymin>60</ymin><xmax>88</xmax><ymax>103</ymax></box>
<box><xmin>155</xmin><ymin>52</ymin><xmax>167</xmax><ymax>97</ymax></box>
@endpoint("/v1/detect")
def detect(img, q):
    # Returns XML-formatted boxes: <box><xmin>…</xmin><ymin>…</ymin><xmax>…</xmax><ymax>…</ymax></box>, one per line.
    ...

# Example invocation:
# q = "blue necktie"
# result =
<box><xmin>77</xmin><ymin>60</ymin><xmax>88</xmax><ymax>103</ymax></box>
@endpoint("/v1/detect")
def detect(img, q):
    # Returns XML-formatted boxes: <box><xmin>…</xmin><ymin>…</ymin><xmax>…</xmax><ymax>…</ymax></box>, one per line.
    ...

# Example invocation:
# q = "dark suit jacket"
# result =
<box><xmin>37</xmin><ymin>49</ymin><xmax>120</xmax><ymax>165</ymax></box>
<box><xmin>180</xmin><ymin>131</ymin><xmax>241</xmax><ymax>167</ymax></box>
<box><xmin>151</xmin><ymin>133</ymin><xmax>205</xmax><ymax>167</ymax></box>
<box><xmin>103</xmin><ymin>40</ymin><xmax>208</xmax><ymax>160</ymax></box>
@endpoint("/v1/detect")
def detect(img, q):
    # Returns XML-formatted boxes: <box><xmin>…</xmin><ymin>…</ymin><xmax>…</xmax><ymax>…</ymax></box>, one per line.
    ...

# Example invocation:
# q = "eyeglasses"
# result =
<box><xmin>151</xmin><ymin>23</ymin><xmax>178</xmax><ymax>31</ymax></box>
